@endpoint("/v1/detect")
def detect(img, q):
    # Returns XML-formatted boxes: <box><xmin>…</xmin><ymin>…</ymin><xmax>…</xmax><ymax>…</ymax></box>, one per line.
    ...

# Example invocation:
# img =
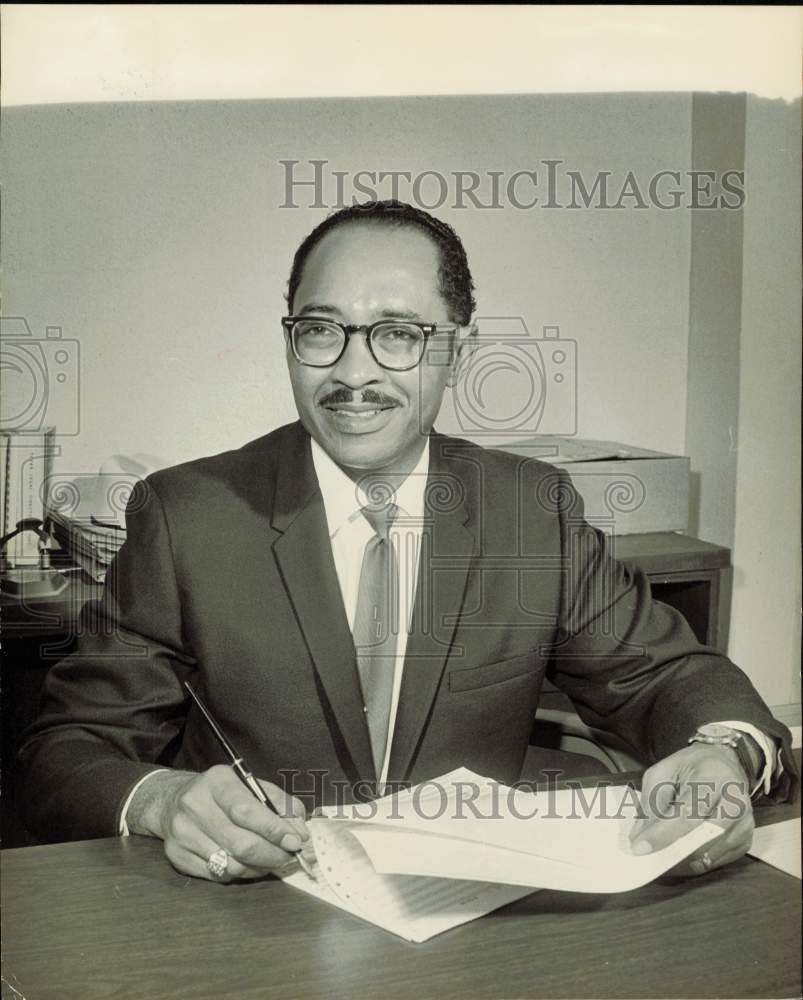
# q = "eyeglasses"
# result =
<box><xmin>282</xmin><ymin>316</ymin><xmax>456</xmax><ymax>371</ymax></box>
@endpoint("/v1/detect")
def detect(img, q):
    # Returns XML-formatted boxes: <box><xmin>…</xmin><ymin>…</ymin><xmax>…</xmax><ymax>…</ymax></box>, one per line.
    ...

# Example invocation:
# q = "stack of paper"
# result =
<box><xmin>48</xmin><ymin>506</ymin><xmax>125</xmax><ymax>582</ymax></box>
<box><xmin>282</xmin><ymin>769</ymin><xmax>720</xmax><ymax>942</ymax></box>
<box><xmin>46</xmin><ymin>454</ymin><xmax>166</xmax><ymax>581</ymax></box>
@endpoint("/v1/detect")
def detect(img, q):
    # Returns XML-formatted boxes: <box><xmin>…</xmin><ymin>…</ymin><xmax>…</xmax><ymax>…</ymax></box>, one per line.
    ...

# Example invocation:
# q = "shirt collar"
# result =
<box><xmin>311</xmin><ymin>436</ymin><xmax>430</xmax><ymax>539</ymax></box>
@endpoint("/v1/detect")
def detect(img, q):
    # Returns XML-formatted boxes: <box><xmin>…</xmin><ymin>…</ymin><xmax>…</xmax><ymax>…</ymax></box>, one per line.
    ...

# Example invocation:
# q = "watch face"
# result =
<box><xmin>697</xmin><ymin>723</ymin><xmax>737</xmax><ymax>740</ymax></box>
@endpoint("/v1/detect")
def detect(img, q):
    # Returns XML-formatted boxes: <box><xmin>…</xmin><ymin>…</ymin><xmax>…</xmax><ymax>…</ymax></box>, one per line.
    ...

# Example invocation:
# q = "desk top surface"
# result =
<box><xmin>2</xmin><ymin>796</ymin><xmax>800</xmax><ymax>1000</ymax></box>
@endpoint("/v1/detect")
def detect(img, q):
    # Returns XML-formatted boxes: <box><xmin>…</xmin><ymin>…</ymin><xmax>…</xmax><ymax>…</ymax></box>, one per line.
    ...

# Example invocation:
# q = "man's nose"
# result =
<box><xmin>330</xmin><ymin>330</ymin><xmax>383</xmax><ymax>386</ymax></box>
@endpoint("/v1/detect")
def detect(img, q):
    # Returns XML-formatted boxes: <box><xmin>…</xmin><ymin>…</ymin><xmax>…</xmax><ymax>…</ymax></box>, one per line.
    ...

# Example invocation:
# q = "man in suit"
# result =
<box><xmin>19</xmin><ymin>201</ymin><xmax>795</xmax><ymax>884</ymax></box>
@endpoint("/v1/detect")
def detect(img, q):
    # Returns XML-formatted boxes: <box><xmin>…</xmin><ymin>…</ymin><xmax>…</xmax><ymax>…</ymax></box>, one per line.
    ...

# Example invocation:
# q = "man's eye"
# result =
<box><xmin>301</xmin><ymin>324</ymin><xmax>339</xmax><ymax>338</ymax></box>
<box><xmin>383</xmin><ymin>327</ymin><xmax>417</xmax><ymax>342</ymax></box>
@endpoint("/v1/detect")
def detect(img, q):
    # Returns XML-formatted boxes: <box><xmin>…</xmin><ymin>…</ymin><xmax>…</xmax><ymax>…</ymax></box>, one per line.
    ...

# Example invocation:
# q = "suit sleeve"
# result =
<box><xmin>546</xmin><ymin>470</ymin><xmax>798</xmax><ymax>803</ymax></box>
<box><xmin>17</xmin><ymin>478</ymin><xmax>197</xmax><ymax>842</ymax></box>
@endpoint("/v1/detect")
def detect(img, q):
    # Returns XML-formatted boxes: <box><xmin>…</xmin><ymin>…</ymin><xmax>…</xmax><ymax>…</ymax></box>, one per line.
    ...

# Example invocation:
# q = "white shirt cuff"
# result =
<box><xmin>712</xmin><ymin>721</ymin><xmax>778</xmax><ymax>796</ymax></box>
<box><xmin>118</xmin><ymin>769</ymin><xmax>171</xmax><ymax>836</ymax></box>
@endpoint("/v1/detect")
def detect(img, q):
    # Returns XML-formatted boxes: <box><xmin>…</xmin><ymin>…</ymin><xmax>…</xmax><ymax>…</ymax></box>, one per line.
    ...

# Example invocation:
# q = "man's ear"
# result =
<box><xmin>446</xmin><ymin>321</ymin><xmax>479</xmax><ymax>388</ymax></box>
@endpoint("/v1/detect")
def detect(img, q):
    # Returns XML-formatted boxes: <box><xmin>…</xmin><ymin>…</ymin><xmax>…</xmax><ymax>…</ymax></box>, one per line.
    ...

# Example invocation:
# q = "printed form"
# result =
<box><xmin>282</xmin><ymin>769</ymin><xmax>720</xmax><ymax>942</ymax></box>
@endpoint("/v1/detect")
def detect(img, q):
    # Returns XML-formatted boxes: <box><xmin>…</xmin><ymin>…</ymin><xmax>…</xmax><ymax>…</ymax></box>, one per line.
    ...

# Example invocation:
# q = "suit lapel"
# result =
<box><xmin>271</xmin><ymin>424</ymin><xmax>376</xmax><ymax>784</ymax></box>
<box><xmin>388</xmin><ymin>435</ymin><xmax>478</xmax><ymax>783</ymax></box>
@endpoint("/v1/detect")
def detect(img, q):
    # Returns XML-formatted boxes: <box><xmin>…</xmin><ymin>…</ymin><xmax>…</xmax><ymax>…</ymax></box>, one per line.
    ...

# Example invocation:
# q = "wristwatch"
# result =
<box><xmin>688</xmin><ymin>723</ymin><xmax>761</xmax><ymax>785</ymax></box>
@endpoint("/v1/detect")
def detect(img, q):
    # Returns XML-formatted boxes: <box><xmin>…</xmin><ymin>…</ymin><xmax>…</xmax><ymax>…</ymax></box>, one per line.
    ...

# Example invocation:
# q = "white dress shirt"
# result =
<box><xmin>118</xmin><ymin>439</ymin><xmax>777</xmax><ymax>832</ymax></box>
<box><xmin>310</xmin><ymin>436</ymin><xmax>429</xmax><ymax>790</ymax></box>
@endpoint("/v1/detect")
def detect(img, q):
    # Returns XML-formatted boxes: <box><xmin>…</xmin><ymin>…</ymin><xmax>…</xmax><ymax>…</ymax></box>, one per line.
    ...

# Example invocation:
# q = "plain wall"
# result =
<box><xmin>729</xmin><ymin>96</ymin><xmax>801</xmax><ymax>709</ymax></box>
<box><xmin>685</xmin><ymin>93</ymin><xmax>745</xmax><ymax>550</ymax></box>
<box><xmin>2</xmin><ymin>92</ymin><xmax>799</xmax><ymax>708</ymax></box>
<box><xmin>2</xmin><ymin>94</ymin><xmax>693</xmax><ymax>474</ymax></box>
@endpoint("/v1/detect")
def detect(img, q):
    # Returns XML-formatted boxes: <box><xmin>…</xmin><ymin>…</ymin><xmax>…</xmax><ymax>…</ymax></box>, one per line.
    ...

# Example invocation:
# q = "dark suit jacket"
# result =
<box><xmin>19</xmin><ymin>421</ymin><xmax>796</xmax><ymax>842</ymax></box>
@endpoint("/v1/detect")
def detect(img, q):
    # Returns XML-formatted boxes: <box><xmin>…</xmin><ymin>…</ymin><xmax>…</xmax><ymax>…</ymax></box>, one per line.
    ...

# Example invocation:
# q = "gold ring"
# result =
<box><xmin>207</xmin><ymin>847</ymin><xmax>229</xmax><ymax>878</ymax></box>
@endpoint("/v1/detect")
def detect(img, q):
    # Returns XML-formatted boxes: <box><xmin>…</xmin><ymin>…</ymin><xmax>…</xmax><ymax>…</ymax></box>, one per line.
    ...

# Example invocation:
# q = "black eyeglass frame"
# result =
<box><xmin>281</xmin><ymin>316</ymin><xmax>457</xmax><ymax>371</ymax></box>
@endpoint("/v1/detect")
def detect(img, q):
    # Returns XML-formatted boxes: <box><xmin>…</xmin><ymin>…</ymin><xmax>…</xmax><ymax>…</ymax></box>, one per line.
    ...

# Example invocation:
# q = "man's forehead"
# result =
<box><xmin>293</xmin><ymin>221</ymin><xmax>447</xmax><ymax>315</ymax></box>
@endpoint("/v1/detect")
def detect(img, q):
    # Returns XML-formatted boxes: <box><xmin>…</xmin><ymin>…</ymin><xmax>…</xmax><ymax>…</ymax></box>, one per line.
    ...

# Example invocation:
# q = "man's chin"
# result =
<box><xmin>310</xmin><ymin>420</ymin><xmax>424</xmax><ymax>476</ymax></box>
<box><xmin>321</xmin><ymin>435</ymin><xmax>398</xmax><ymax>473</ymax></box>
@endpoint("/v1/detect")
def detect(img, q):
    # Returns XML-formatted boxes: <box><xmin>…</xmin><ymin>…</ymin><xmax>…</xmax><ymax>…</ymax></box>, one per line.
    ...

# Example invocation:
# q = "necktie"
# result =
<box><xmin>353</xmin><ymin>501</ymin><xmax>399</xmax><ymax>777</ymax></box>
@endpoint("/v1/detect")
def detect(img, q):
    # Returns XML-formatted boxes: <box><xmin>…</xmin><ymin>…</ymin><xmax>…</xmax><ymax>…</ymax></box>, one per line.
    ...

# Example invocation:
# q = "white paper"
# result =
<box><xmin>748</xmin><ymin>819</ymin><xmax>801</xmax><ymax>879</ymax></box>
<box><xmin>281</xmin><ymin>768</ymin><xmax>721</xmax><ymax>941</ymax></box>
<box><xmin>282</xmin><ymin>819</ymin><xmax>534</xmax><ymax>942</ymax></box>
<box><xmin>345</xmin><ymin>780</ymin><xmax>719</xmax><ymax>893</ymax></box>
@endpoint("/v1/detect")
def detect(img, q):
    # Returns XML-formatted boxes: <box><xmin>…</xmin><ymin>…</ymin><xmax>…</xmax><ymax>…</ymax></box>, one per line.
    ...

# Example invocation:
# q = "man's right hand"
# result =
<box><xmin>126</xmin><ymin>766</ymin><xmax>310</xmax><ymax>882</ymax></box>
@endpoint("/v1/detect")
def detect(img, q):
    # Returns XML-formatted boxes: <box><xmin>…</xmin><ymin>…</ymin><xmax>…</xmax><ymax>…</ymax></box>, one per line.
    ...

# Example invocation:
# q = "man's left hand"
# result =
<box><xmin>629</xmin><ymin>742</ymin><xmax>755</xmax><ymax>877</ymax></box>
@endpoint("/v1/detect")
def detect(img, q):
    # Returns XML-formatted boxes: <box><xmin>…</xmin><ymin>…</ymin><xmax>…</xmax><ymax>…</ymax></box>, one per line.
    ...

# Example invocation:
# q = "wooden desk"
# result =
<box><xmin>1</xmin><ymin>563</ymin><xmax>103</xmax><ymax>848</ymax></box>
<box><xmin>2</xmin><ymin>789</ymin><xmax>799</xmax><ymax>1000</ymax></box>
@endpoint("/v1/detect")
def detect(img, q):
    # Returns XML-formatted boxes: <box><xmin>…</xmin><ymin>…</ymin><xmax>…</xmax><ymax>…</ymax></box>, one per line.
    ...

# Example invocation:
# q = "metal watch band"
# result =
<box><xmin>688</xmin><ymin>729</ymin><xmax>759</xmax><ymax>786</ymax></box>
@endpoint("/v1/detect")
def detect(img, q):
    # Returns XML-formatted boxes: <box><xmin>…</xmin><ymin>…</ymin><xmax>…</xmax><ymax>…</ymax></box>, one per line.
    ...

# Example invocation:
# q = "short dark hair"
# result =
<box><xmin>286</xmin><ymin>200</ymin><xmax>476</xmax><ymax>325</ymax></box>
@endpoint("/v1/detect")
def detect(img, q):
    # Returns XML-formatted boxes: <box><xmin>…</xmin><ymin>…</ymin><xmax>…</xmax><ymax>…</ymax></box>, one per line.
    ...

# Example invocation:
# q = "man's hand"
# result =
<box><xmin>629</xmin><ymin>743</ymin><xmax>755</xmax><ymax>877</ymax></box>
<box><xmin>126</xmin><ymin>766</ymin><xmax>310</xmax><ymax>882</ymax></box>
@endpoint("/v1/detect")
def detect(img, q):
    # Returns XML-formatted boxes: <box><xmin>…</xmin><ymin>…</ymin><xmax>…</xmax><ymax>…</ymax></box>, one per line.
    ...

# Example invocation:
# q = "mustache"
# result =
<box><xmin>319</xmin><ymin>388</ymin><xmax>400</xmax><ymax>407</ymax></box>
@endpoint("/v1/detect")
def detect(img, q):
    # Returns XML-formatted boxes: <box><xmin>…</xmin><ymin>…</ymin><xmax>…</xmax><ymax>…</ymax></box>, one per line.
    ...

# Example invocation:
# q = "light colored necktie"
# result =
<box><xmin>353</xmin><ymin>501</ymin><xmax>399</xmax><ymax>776</ymax></box>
